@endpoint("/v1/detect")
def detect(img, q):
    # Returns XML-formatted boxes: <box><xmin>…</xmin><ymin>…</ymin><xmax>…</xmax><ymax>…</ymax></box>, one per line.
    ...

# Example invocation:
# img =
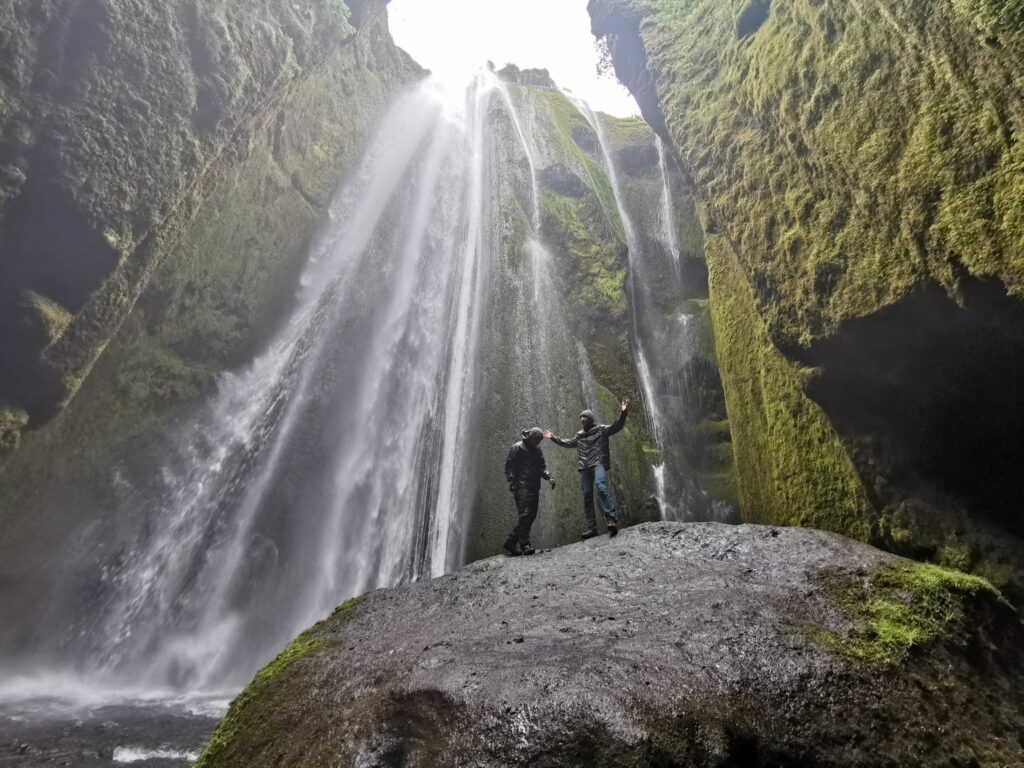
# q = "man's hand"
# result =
<box><xmin>549</xmin><ymin>478</ymin><xmax>556</xmax><ymax>489</ymax></box>
<box><xmin>621</xmin><ymin>398</ymin><xmax>630</xmax><ymax>412</ymax></box>
<box><xmin>509</xmin><ymin>482</ymin><xmax>517</xmax><ymax>493</ymax></box>
<box><xmin>543</xmin><ymin>429</ymin><xmax>553</xmax><ymax>439</ymax></box>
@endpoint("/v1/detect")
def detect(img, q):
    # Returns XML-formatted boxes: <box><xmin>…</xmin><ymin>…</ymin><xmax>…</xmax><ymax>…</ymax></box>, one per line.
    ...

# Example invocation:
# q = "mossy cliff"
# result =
<box><xmin>0</xmin><ymin>0</ymin><xmax>418</xmax><ymax>436</ymax></box>
<box><xmin>0</xmin><ymin>0</ymin><xmax>419</xmax><ymax>607</ymax></box>
<box><xmin>590</xmin><ymin>0</ymin><xmax>1024</xmax><ymax>602</ymax></box>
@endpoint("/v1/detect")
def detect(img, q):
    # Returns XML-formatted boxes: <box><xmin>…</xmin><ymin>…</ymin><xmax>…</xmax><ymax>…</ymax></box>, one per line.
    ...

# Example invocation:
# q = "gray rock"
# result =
<box><xmin>198</xmin><ymin>523</ymin><xmax>1023</xmax><ymax>767</ymax></box>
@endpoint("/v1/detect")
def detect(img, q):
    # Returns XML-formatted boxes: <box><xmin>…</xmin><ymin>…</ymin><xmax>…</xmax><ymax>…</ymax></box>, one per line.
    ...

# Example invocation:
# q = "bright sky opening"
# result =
<box><xmin>388</xmin><ymin>0</ymin><xmax>640</xmax><ymax>118</ymax></box>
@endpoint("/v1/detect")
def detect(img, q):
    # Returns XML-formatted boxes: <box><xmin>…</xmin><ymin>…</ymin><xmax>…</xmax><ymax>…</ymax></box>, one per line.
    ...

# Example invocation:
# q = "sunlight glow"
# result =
<box><xmin>388</xmin><ymin>0</ymin><xmax>640</xmax><ymax>117</ymax></box>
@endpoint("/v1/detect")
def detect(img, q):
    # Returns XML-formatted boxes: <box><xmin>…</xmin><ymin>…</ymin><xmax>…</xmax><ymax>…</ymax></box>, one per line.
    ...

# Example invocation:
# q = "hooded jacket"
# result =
<box><xmin>551</xmin><ymin>408</ymin><xmax>627</xmax><ymax>471</ymax></box>
<box><xmin>505</xmin><ymin>430</ymin><xmax>550</xmax><ymax>494</ymax></box>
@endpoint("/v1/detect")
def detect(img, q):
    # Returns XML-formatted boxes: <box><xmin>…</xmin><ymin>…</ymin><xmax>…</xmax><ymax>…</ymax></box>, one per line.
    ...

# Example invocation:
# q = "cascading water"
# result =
<box><xmin>14</xmin><ymin>75</ymin><xmax>510</xmax><ymax>695</ymax></box>
<box><xmin>568</xmin><ymin>95</ymin><xmax>709</xmax><ymax>521</ymax></box>
<box><xmin>1</xmin><ymin>71</ymin><xmax>703</xmax><ymax>723</ymax></box>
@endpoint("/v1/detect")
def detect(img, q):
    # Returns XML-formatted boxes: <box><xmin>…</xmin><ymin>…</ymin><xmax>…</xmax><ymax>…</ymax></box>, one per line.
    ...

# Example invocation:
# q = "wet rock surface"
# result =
<box><xmin>200</xmin><ymin>522</ymin><xmax>1024</xmax><ymax>767</ymax></box>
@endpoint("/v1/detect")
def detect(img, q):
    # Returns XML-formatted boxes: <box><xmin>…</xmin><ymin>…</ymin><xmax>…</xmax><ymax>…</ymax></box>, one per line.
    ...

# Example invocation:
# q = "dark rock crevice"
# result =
<box><xmin>799</xmin><ymin>277</ymin><xmax>1024</xmax><ymax>551</ymax></box>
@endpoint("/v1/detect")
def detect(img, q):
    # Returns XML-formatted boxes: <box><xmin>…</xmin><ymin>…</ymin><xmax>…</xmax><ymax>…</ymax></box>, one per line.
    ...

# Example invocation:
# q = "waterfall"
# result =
<box><xmin>657</xmin><ymin>136</ymin><xmax>682</xmax><ymax>269</ymax></box>
<box><xmin>1</xmin><ymin>74</ymin><xmax>705</xmax><ymax>706</ymax></box>
<box><xmin>42</xmin><ymin>75</ymin><xmax>512</xmax><ymax>694</ymax></box>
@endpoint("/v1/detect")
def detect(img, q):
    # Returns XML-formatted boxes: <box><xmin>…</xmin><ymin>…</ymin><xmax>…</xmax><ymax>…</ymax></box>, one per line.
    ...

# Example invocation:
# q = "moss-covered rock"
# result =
<box><xmin>0</xmin><ymin>406</ymin><xmax>28</xmax><ymax>453</ymax></box>
<box><xmin>590</xmin><ymin>0</ymin><xmax>1024</xmax><ymax>601</ymax></box>
<box><xmin>196</xmin><ymin>523</ymin><xmax>1024</xmax><ymax>766</ymax></box>
<box><xmin>195</xmin><ymin>597</ymin><xmax>362</xmax><ymax>768</ymax></box>
<box><xmin>0</xmin><ymin>0</ymin><xmax>416</xmax><ymax>426</ymax></box>
<box><xmin>705</xmin><ymin>233</ymin><xmax>873</xmax><ymax>535</ymax></box>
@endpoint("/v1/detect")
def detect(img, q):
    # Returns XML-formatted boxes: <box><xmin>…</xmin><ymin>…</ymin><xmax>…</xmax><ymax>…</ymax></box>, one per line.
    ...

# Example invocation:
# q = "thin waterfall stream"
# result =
<box><xmin>569</xmin><ymin>94</ymin><xmax>708</xmax><ymax>521</ymax></box>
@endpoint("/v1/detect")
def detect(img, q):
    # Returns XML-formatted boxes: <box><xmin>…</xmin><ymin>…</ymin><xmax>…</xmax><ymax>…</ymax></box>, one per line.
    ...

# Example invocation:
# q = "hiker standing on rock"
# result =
<box><xmin>504</xmin><ymin>427</ymin><xmax>555</xmax><ymax>556</ymax></box>
<box><xmin>545</xmin><ymin>399</ymin><xmax>630</xmax><ymax>539</ymax></box>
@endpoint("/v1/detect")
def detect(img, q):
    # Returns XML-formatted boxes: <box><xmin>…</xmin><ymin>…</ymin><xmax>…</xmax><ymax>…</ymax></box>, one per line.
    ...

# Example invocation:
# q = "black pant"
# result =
<box><xmin>508</xmin><ymin>491</ymin><xmax>539</xmax><ymax>546</ymax></box>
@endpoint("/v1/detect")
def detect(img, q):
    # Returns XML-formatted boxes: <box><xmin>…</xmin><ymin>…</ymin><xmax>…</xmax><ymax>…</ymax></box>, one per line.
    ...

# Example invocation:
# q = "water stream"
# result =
<box><xmin>569</xmin><ymin>96</ymin><xmax>708</xmax><ymax>521</ymax></box>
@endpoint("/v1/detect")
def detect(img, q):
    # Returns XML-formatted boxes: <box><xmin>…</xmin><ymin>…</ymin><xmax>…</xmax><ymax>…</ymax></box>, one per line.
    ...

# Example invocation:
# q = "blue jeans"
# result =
<box><xmin>580</xmin><ymin>464</ymin><xmax>617</xmax><ymax>530</ymax></box>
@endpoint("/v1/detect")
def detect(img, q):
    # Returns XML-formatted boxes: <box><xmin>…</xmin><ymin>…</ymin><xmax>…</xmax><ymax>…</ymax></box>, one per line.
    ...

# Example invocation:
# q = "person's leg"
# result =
<box><xmin>580</xmin><ymin>468</ymin><xmax>597</xmax><ymax>532</ymax></box>
<box><xmin>594</xmin><ymin>465</ymin><xmax>617</xmax><ymax>523</ymax></box>
<box><xmin>504</xmin><ymin>492</ymin><xmax>528</xmax><ymax>554</ymax></box>
<box><xmin>519</xmin><ymin>494</ymin><xmax>539</xmax><ymax>554</ymax></box>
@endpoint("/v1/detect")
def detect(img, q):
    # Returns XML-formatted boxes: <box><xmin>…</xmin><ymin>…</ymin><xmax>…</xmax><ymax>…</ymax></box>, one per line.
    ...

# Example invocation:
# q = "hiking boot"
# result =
<box><xmin>503</xmin><ymin>537</ymin><xmax>522</xmax><ymax>556</ymax></box>
<box><xmin>607</xmin><ymin>523</ymin><xmax>618</xmax><ymax>537</ymax></box>
<box><xmin>581</xmin><ymin>529</ymin><xmax>599</xmax><ymax>541</ymax></box>
<box><xmin>521</xmin><ymin>542</ymin><xmax>536</xmax><ymax>556</ymax></box>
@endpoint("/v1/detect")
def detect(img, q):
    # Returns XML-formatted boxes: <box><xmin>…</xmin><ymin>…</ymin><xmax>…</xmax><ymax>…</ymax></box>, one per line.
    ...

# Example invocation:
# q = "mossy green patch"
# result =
<box><xmin>617</xmin><ymin>0</ymin><xmax>1024</xmax><ymax>352</ymax></box>
<box><xmin>813</xmin><ymin>561</ymin><xmax>999</xmax><ymax>665</ymax></box>
<box><xmin>534</xmin><ymin>89</ymin><xmax>626</xmax><ymax>243</ymax></box>
<box><xmin>0</xmin><ymin>406</ymin><xmax>29</xmax><ymax>452</ymax></box>
<box><xmin>195</xmin><ymin>596</ymin><xmax>363</xmax><ymax>768</ymax></box>
<box><xmin>600</xmin><ymin>114</ymin><xmax>650</xmax><ymax>146</ymax></box>
<box><xmin>705</xmin><ymin>233</ymin><xmax>874</xmax><ymax>536</ymax></box>
<box><xmin>20</xmin><ymin>291</ymin><xmax>73</xmax><ymax>345</ymax></box>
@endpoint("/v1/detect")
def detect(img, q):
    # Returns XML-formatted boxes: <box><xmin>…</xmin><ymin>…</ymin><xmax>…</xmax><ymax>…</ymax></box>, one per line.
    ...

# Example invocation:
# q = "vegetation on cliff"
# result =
<box><xmin>590</xmin><ymin>0</ymin><xmax>1024</xmax><ymax>601</ymax></box>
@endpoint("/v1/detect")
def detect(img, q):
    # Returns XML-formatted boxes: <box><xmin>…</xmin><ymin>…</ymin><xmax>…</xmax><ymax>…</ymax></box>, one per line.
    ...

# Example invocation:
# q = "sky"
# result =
<box><xmin>387</xmin><ymin>0</ymin><xmax>640</xmax><ymax>117</ymax></box>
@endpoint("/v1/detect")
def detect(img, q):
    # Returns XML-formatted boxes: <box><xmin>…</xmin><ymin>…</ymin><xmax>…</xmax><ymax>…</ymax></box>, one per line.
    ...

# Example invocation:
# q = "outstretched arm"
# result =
<box><xmin>545</xmin><ymin>429</ymin><xmax>577</xmax><ymax>448</ymax></box>
<box><xmin>605</xmin><ymin>398</ymin><xmax>630</xmax><ymax>437</ymax></box>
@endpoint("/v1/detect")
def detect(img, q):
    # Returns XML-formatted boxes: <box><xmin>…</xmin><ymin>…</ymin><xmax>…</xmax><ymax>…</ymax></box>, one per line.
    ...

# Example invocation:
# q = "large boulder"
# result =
<box><xmin>197</xmin><ymin>522</ymin><xmax>1024</xmax><ymax>767</ymax></box>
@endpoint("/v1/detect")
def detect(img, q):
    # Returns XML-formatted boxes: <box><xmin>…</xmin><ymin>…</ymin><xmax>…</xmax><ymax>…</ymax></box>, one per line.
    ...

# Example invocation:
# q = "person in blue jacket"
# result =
<box><xmin>545</xmin><ymin>399</ymin><xmax>629</xmax><ymax>539</ymax></box>
<box><xmin>503</xmin><ymin>427</ymin><xmax>555</xmax><ymax>556</ymax></box>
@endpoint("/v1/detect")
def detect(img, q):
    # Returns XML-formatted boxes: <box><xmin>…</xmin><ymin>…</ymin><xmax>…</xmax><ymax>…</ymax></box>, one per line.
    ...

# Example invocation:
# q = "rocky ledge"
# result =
<box><xmin>198</xmin><ymin>522</ymin><xmax>1023</xmax><ymax>767</ymax></box>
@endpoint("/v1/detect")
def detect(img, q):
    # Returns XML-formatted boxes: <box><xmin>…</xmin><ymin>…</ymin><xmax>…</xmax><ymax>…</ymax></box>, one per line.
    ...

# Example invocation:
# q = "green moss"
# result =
<box><xmin>195</xmin><ymin>596</ymin><xmax>362</xmax><ymax>767</ymax></box>
<box><xmin>623</xmin><ymin>0</ymin><xmax>1024</xmax><ymax>352</ymax></box>
<box><xmin>540</xmin><ymin>189</ymin><xmax>628</xmax><ymax>369</ymax></box>
<box><xmin>813</xmin><ymin>561</ymin><xmax>999</xmax><ymax>664</ymax></box>
<box><xmin>600</xmin><ymin>114</ymin><xmax>650</xmax><ymax>146</ymax></box>
<box><xmin>0</xmin><ymin>406</ymin><xmax>29</xmax><ymax>452</ymax></box>
<box><xmin>20</xmin><ymin>291</ymin><xmax>73</xmax><ymax>345</ymax></box>
<box><xmin>705</xmin><ymin>234</ymin><xmax>874</xmax><ymax>536</ymax></box>
<box><xmin>534</xmin><ymin>89</ymin><xmax>626</xmax><ymax>242</ymax></box>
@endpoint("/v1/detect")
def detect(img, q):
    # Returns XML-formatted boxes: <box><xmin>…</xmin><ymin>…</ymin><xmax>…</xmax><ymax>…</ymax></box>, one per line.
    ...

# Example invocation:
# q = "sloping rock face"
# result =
<box><xmin>0</xmin><ymin>0</ymin><xmax>417</xmax><ymax>441</ymax></box>
<box><xmin>588</xmin><ymin>0</ymin><xmax>1024</xmax><ymax>604</ymax></box>
<box><xmin>197</xmin><ymin>523</ymin><xmax>1023</xmax><ymax>767</ymax></box>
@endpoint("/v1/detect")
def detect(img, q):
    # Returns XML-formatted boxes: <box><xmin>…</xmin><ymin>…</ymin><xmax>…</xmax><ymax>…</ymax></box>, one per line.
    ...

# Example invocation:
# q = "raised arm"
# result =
<box><xmin>604</xmin><ymin>399</ymin><xmax>630</xmax><ymax>437</ymax></box>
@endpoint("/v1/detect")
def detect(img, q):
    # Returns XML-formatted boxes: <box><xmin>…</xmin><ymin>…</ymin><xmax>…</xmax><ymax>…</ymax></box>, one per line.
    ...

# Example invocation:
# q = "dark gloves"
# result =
<box><xmin>509</xmin><ymin>481</ymin><xmax>517</xmax><ymax>493</ymax></box>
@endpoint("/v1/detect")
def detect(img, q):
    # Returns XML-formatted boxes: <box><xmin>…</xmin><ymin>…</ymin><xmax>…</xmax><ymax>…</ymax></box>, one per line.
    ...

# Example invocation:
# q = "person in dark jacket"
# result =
<box><xmin>545</xmin><ymin>399</ymin><xmax>629</xmax><ymax>539</ymax></box>
<box><xmin>503</xmin><ymin>427</ymin><xmax>555</xmax><ymax>556</ymax></box>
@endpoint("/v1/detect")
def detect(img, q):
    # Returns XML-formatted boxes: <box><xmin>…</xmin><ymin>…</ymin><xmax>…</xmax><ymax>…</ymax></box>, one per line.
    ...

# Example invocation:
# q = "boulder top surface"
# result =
<box><xmin>199</xmin><ymin>522</ymin><xmax>1023</xmax><ymax>767</ymax></box>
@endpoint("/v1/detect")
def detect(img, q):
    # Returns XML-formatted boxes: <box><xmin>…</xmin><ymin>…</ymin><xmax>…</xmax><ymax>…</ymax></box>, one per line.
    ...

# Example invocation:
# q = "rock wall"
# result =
<box><xmin>0</xmin><ymin>0</ymin><xmax>420</xmax><ymax>609</ymax></box>
<box><xmin>0</xmin><ymin>0</ymin><xmax>417</xmax><ymax>441</ymax></box>
<box><xmin>589</xmin><ymin>0</ymin><xmax>1024</xmax><ymax>602</ymax></box>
